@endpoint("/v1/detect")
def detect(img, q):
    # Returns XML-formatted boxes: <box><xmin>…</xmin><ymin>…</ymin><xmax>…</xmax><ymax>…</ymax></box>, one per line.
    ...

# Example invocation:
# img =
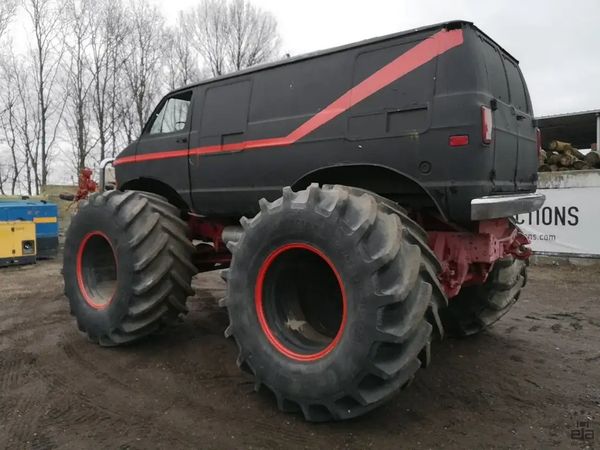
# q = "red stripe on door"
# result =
<box><xmin>114</xmin><ymin>29</ymin><xmax>463</xmax><ymax>166</ymax></box>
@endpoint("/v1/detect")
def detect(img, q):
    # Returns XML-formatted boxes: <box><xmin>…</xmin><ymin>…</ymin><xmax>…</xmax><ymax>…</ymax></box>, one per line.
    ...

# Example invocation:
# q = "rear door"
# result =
<box><xmin>480</xmin><ymin>37</ymin><xmax>517</xmax><ymax>192</ymax></box>
<box><xmin>503</xmin><ymin>57</ymin><xmax>537</xmax><ymax>191</ymax></box>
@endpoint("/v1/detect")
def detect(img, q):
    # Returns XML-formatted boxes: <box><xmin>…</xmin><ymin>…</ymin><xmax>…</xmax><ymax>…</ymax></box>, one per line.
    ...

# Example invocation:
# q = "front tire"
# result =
<box><xmin>222</xmin><ymin>184</ymin><xmax>443</xmax><ymax>421</ymax></box>
<box><xmin>63</xmin><ymin>190</ymin><xmax>196</xmax><ymax>346</ymax></box>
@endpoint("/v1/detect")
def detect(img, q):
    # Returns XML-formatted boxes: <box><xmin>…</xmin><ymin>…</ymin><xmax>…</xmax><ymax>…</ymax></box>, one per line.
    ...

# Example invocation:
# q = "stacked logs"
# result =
<box><xmin>539</xmin><ymin>140</ymin><xmax>600</xmax><ymax>172</ymax></box>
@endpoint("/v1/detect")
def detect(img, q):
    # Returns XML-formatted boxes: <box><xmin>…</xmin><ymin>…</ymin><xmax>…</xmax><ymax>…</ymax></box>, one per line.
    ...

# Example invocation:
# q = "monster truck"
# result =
<box><xmin>63</xmin><ymin>20</ymin><xmax>544</xmax><ymax>421</ymax></box>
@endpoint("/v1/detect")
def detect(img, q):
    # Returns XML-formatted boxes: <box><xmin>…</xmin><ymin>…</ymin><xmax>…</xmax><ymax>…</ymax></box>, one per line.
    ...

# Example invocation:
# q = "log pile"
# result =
<box><xmin>538</xmin><ymin>140</ymin><xmax>600</xmax><ymax>172</ymax></box>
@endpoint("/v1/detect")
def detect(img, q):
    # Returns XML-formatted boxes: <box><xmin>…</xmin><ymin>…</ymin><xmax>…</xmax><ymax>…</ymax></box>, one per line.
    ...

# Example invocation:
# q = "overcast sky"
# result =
<box><xmin>153</xmin><ymin>0</ymin><xmax>600</xmax><ymax>117</ymax></box>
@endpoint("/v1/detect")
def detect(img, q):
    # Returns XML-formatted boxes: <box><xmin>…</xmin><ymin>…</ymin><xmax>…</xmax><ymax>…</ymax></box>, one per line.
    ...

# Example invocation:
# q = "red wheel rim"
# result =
<box><xmin>76</xmin><ymin>231</ymin><xmax>118</xmax><ymax>310</ymax></box>
<box><xmin>254</xmin><ymin>243</ymin><xmax>347</xmax><ymax>362</ymax></box>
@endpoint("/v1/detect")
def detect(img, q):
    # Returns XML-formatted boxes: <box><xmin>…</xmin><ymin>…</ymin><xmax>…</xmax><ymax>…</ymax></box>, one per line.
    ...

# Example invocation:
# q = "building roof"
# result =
<box><xmin>536</xmin><ymin>109</ymin><xmax>600</xmax><ymax>149</ymax></box>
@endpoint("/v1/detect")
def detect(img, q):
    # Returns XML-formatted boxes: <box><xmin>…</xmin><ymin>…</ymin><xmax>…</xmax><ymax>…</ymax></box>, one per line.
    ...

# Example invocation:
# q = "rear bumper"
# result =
<box><xmin>471</xmin><ymin>193</ymin><xmax>545</xmax><ymax>220</ymax></box>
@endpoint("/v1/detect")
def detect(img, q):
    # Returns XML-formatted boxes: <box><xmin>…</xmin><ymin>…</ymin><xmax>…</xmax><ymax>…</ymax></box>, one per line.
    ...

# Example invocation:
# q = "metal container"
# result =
<box><xmin>0</xmin><ymin>200</ymin><xmax>59</xmax><ymax>258</ymax></box>
<box><xmin>0</xmin><ymin>221</ymin><xmax>36</xmax><ymax>267</ymax></box>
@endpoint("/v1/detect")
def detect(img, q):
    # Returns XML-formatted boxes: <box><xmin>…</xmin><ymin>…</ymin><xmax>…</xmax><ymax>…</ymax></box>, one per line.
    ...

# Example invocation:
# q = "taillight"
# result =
<box><xmin>535</xmin><ymin>127</ymin><xmax>542</xmax><ymax>157</ymax></box>
<box><xmin>449</xmin><ymin>135</ymin><xmax>469</xmax><ymax>147</ymax></box>
<box><xmin>481</xmin><ymin>106</ymin><xmax>493</xmax><ymax>144</ymax></box>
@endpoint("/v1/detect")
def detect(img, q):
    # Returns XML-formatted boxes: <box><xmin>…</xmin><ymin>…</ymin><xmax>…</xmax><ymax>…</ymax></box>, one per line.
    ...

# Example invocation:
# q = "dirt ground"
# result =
<box><xmin>0</xmin><ymin>259</ymin><xmax>598</xmax><ymax>449</ymax></box>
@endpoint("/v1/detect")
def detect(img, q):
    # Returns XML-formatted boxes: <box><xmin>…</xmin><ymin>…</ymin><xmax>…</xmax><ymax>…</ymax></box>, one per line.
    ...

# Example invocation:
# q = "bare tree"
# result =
<box><xmin>0</xmin><ymin>85</ymin><xmax>23</xmax><ymax>195</ymax></box>
<box><xmin>184</xmin><ymin>0</ymin><xmax>228</xmax><ymax>77</ymax></box>
<box><xmin>17</xmin><ymin>61</ymin><xmax>40</xmax><ymax>196</ymax></box>
<box><xmin>0</xmin><ymin>0</ymin><xmax>17</xmax><ymax>40</ymax></box>
<box><xmin>184</xmin><ymin>0</ymin><xmax>280</xmax><ymax>77</ymax></box>
<box><xmin>0</xmin><ymin>166</ymin><xmax>8</xmax><ymax>194</ymax></box>
<box><xmin>164</xmin><ymin>12</ymin><xmax>201</xmax><ymax>91</ymax></box>
<box><xmin>121</xmin><ymin>0</ymin><xmax>166</xmax><ymax>137</ymax></box>
<box><xmin>62</xmin><ymin>0</ymin><xmax>96</xmax><ymax>173</ymax></box>
<box><xmin>88</xmin><ymin>0</ymin><xmax>128</xmax><ymax>160</ymax></box>
<box><xmin>0</xmin><ymin>0</ymin><xmax>18</xmax><ymax>194</ymax></box>
<box><xmin>24</xmin><ymin>0</ymin><xmax>66</xmax><ymax>192</ymax></box>
<box><xmin>226</xmin><ymin>0</ymin><xmax>280</xmax><ymax>72</ymax></box>
<box><xmin>0</xmin><ymin>51</ymin><xmax>40</xmax><ymax>195</ymax></box>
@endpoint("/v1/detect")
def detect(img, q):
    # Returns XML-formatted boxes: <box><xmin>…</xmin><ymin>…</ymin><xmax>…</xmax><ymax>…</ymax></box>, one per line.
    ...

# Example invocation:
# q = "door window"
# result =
<box><xmin>149</xmin><ymin>91</ymin><xmax>192</xmax><ymax>135</ymax></box>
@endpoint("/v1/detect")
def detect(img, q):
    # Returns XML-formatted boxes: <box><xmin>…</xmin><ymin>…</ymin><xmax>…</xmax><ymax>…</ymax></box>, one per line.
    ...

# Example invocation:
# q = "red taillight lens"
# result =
<box><xmin>535</xmin><ymin>127</ymin><xmax>542</xmax><ymax>157</ymax></box>
<box><xmin>481</xmin><ymin>106</ymin><xmax>493</xmax><ymax>144</ymax></box>
<box><xmin>449</xmin><ymin>135</ymin><xmax>469</xmax><ymax>147</ymax></box>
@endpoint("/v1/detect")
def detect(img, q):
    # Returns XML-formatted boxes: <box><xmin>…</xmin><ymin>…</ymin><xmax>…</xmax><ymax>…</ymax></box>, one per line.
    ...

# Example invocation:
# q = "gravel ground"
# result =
<box><xmin>0</xmin><ymin>259</ymin><xmax>598</xmax><ymax>449</ymax></box>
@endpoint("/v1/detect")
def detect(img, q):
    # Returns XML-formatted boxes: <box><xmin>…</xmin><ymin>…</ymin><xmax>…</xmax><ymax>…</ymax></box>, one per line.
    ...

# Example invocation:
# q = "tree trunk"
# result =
<box><xmin>538</xmin><ymin>164</ymin><xmax>551</xmax><ymax>172</ymax></box>
<box><xmin>559</xmin><ymin>154</ymin><xmax>577</xmax><ymax>167</ymax></box>
<box><xmin>572</xmin><ymin>160</ymin><xmax>590</xmax><ymax>170</ymax></box>
<box><xmin>547</xmin><ymin>153</ymin><xmax>561</xmax><ymax>165</ymax></box>
<box><xmin>548</xmin><ymin>140</ymin><xmax>572</xmax><ymax>152</ymax></box>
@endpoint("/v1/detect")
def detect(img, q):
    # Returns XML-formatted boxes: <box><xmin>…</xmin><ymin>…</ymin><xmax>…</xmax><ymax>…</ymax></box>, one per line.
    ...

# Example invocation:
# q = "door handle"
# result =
<box><xmin>516</xmin><ymin>114</ymin><xmax>526</xmax><ymax>121</ymax></box>
<box><xmin>176</xmin><ymin>137</ymin><xmax>188</xmax><ymax>144</ymax></box>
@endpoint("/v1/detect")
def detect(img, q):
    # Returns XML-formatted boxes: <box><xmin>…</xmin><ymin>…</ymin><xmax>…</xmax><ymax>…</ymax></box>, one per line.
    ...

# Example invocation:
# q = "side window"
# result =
<box><xmin>504</xmin><ymin>59</ymin><xmax>529</xmax><ymax>112</ymax></box>
<box><xmin>352</xmin><ymin>41</ymin><xmax>429</xmax><ymax>110</ymax></box>
<box><xmin>347</xmin><ymin>40</ymin><xmax>433</xmax><ymax>139</ymax></box>
<box><xmin>481</xmin><ymin>39</ymin><xmax>509</xmax><ymax>103</ymax></box>
<box><xmin>201</xmin><ymin>80</ymin><xmax>251</xmax><ymax>137</ymax></box>
<box><xmin>149</xmin><ymin>91</ymin><xmax>192</xmax><ymax>135</ymax></box>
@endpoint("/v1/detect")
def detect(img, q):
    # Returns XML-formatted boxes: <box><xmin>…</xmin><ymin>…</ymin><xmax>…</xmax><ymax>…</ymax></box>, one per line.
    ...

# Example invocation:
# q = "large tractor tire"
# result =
<box><xmin>221</xmin><ymin>184</ymin><xmax>445</xmax><ymax>421</ymax></box>
<box><xmin>439</xmin><ymin>256</ymin><xmax>527</xmax><ymax>336</ymax></box>
<box><xmin>63</xmin><ymin>190</ymin><xmax>196</xmax><ymax>346</ymax></box>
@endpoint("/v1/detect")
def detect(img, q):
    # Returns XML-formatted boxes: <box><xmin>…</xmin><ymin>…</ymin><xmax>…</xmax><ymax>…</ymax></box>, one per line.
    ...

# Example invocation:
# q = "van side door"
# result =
<box><xmin>189</xmin><ymin>80</ymin><xmax>255</xmax><ymax>213</ymax></box>
<box><xmin>135</xmin><ymin>90</ymin><xmax>193</xmax><ymax>202</ymax></box>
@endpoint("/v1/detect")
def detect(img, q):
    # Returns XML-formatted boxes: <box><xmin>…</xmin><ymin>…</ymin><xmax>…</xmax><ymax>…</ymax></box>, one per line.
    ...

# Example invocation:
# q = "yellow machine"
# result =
<box><xmin>0</xmin><ymin>221</ymin><xmax>37</xmax><ymax>267</ymax></box>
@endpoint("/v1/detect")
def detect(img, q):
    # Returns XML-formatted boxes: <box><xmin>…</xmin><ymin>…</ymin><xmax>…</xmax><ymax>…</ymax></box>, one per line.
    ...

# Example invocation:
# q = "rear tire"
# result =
<box><xmin>63</xmin><ymin>190</ymin><xmax>196</xmax><ymax>346</ymax></box>
<box><xmin>439</xmin><ymin>256</ymin><xmax>527</xmax><ymax>336</ymax></box>
<box><xmin>222</xmin><ymin>184</ymin><xmax>444</xmax><ymax>421</ymax></box>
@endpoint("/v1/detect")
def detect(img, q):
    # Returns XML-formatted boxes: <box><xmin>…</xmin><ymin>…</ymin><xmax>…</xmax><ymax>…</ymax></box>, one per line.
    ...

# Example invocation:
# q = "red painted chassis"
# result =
<box><xmin>189</xmin><ymin>215</ymin><xmax>530</xmax><ymax>300</ymax></box>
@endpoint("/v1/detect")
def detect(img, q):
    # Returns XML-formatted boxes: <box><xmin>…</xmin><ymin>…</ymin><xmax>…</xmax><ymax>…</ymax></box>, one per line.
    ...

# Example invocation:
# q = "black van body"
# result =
<box><xmin>114</xmin><ymin>20</ymin><xmax>539</xmax><ymax>225</ymax></box>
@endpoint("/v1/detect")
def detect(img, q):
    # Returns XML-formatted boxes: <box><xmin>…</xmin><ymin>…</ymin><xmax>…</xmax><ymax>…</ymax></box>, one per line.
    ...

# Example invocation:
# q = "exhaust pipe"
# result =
<box><xmin>99</xmin><ymin>158</ymin><xmax>115</xmax><ymax>193</ymax></box>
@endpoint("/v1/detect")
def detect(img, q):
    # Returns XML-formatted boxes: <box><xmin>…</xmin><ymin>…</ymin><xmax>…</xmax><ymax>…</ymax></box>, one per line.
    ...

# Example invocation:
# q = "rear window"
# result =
<box><xmin>504</xmin><ymin>59</ymin><xmax>529</xmax><ymax>112</ymax></box>
<box><xmin>481</xmin><ymin>39</ymin><xmax>509</xmax><ymax>103</ymax></box>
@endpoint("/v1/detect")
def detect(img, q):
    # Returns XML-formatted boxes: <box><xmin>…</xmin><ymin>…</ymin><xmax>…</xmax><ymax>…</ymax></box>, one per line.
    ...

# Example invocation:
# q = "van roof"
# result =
<box><xmin>172</xmin><ymin>20</ymin><xmax>518</xmax><ymax>95</ymax></box>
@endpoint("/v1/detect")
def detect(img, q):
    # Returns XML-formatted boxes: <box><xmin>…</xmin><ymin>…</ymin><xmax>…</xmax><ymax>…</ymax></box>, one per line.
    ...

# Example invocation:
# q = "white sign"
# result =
<box><xmin>515</xmin><ymin>171</ymin><xmax>600</xmax><ymax>256</ymax></box>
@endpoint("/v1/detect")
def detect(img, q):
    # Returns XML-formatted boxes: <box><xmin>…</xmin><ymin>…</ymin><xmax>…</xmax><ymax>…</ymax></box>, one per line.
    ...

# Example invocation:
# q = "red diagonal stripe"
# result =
<box><xmin>114</xmin><ymin>28</ymin><xmax>463</xmax><ymax>166</ymax></box>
